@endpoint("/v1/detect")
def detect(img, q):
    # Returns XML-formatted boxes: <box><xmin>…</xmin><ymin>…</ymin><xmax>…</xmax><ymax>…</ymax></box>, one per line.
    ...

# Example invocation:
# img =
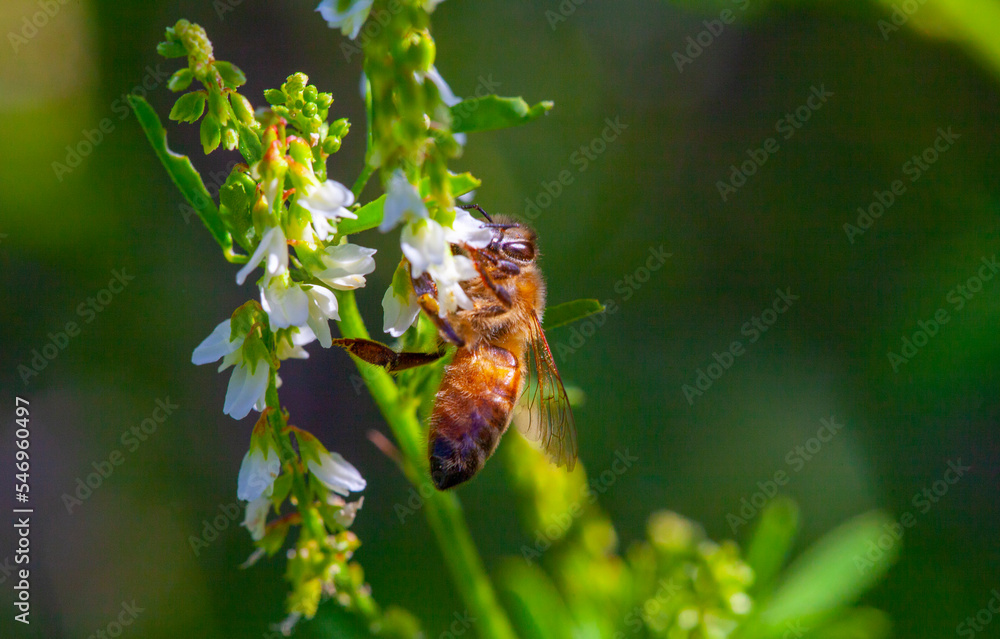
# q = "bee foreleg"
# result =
<box><xmin>415</xmin><ymin>294</ymin><xmax>466</xmax><ymax>347</ymax></box>
<box><xmin>467</xmin><ymin>248</ymin><xmax>515</xmax><ymax>308</ymax></box>
<box><xmin>330</xmin><ymin>338</ymin><xmax>444</xmax><ymax>372</ymax></box>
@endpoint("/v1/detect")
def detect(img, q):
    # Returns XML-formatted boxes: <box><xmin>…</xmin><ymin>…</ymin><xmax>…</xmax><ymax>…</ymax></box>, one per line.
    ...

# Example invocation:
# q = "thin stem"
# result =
<box><xmin>335</xmin><ymin>290</ymin><xmax>516</xmax><ymax>639</ymax></box>
<box><xmin>351</xmin><ymin>163</ymin><xmax>376</xmax><ymax>200</ymax></box>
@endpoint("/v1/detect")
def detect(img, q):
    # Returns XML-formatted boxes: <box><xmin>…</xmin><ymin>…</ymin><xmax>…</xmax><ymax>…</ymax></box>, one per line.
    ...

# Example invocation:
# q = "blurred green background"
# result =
<box><xmin>1</xmin><ymin>0</ymin><xmax>998</xmax><ymax>637</ymax></box>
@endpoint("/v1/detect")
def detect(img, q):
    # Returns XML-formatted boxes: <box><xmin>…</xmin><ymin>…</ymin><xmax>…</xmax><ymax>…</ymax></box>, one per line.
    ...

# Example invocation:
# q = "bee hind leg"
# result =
<box><xmin>330</xmin><ymin>338</ymin><xmax>444</xmax><ymax>373</ymax></box>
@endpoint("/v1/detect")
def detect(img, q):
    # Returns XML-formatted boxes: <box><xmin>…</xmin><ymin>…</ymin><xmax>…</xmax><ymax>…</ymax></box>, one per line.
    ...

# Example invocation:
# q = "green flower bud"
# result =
<box><xmin>303</xmin><ymin>85</ymin><xmax>318</xmax><ymax>103</ymax></box>
<box><xmin>168</xmin><ymin>68</ymin><xmax>194</xmax><ymax>92</ymax></box>
<box><xmin>230</xmin><ymin>92</ymin><xmax>255</xmax><ymax>126</ymax></box>
<box><xmin>316</xmin><ymin>93</ymin><xmax>333</xmax><ymax>110</ymax></box>
<box><xmin>322</xmin><ymin>137</ymin><xmax>342</xmax><ymax>155</ymax></box>
<box><xmin>200</xmin><ymin>114</ymin><xmax>222</xmax><ymax>154</ymax></box>
<box><xmin>303</xmin><ymin>102</ymin><xmax>318</xmax><ymax>118</ymax></box>
<box><xmin>223</xmin><ymin>126</ymin><xmax>239</xmax><ymax>150</ymax></box>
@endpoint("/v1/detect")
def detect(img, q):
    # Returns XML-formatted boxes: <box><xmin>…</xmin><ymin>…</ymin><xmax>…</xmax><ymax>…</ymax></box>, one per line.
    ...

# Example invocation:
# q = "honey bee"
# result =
<box><xmin>332</xmin><ymin>205</ymin><xmax>577</xmax><ymax>489</ymax></box>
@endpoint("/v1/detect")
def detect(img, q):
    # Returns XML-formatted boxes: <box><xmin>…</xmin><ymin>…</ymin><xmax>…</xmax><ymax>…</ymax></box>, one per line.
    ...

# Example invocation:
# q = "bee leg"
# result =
<box><xmin>412</xmin><ymin>272</ymin><xmax>466</xmax><ymax>347</ymax></box>
<box><xmin>330</xmin><ymin>338</ymin><xmax>444</xmax><ymax>372</ymax></box>
<box><xmin>467</xmin><ymin>248</ymin><xmax>517</xmax><ymax>309</ymax></box>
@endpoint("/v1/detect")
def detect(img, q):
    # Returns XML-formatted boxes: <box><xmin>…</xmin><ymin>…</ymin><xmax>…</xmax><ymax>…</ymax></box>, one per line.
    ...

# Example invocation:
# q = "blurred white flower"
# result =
<box><xmin>242</xmin><ymin>494</ymin><xmax>271</xmax><ymax>541</ymax></box>
<box><xmin>307</xmin><ymin>449</ymin><xmax>367</xmax><ymax>496</ymax></box>
<box><xmin>382</xmin><ymin>285</ymin><xmax>420</xmax><ymax>337</ymax></box>
<box><xmin>424</xmin><ymin>66</ymin><xmax>460</xmax><ymax>107</ymax></box>
<box><xmin>298</xmin><ymin>179</ymin><xmax>357</xmax><ymax>241</ymax></box>
<box><xmin>237</xmin><ymin>225</ymin><xmax>288</xmax><ymax>286</ymax></box>
<box><xmin>276</xmin><ymin>325</ymin><xmax>318</xmax><ymax>360</ymax></box>
<box><xmin>316</xmin><ymin>0</ymin><xmax>374</xmax><ymax>40</ymax></box>
<box><xmin>445</xmin><ymin>207</ymin><xmax>491</xmax><ymax>248</ymax></box>
<box><xmin>380</xmin><ymin>170</ymin><xmax>428</xmax><ymax>232</ymax></box>
<box><xmin>315</xmin><ymin>242</ymin><xmax>377</xmax><ymax>290</ymax></box>
<box><xmin>401</xmin><ymin>217</ymin><xmax>447</xmax><ymax>277</ymax></box>
<box><xmin>237</xmin><ymin>444</ymin><xmax>281</xmax><ymax>502</ymax></box>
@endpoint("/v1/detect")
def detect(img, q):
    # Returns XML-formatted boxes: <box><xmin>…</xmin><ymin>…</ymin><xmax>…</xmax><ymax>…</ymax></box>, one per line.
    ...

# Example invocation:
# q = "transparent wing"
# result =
<box><xmin>517</xmin><ymin>313</ymin><xmax>578</xmax><ymax>470</ymax></box>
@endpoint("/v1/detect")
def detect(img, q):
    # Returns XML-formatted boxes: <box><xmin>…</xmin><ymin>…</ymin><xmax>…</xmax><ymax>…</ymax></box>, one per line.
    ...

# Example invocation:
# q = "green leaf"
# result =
<box><xmin>200</xmin><ymin>114</ymin><xmax>222</xmax><ymax>154</ymax></box>
<box><xmin>264</xmin><ymin>88</ymin><xmax>285</xmax><ymax>105</ymax></box>
<box><xmin>337</xmin><ymin>172</ymin><xmax>480</xmax><ymax>236</ymax></box>
<box><xmin>168</xmin><ymin>68</ymin><xmax>194</xmax><ymax>92</ymax></box>
<box><xmin>496</xmin><ymin>560</ymin><xmax>574</xmax><ymax>639</ymax></box>
<box><xmin>214</xmin><ymin>61</ymin><xmax>246</xmax><ymax>88</ymax></box>
<box><xmin>542</xmin><ymin>299</ymin><xmax>605</xmax><ymax>330</ymax></box>
<box><xmin>746</xmin><ymin>497</ymin><xmax>800</xmax><ymax>594</ymax></box>
<box><xmin>236</xmin><ymin>122</ymin><xmax>262</xmax><ymax>165</ymax></box>
<box><xmin>168</xmin><ymin>92</ymin><xmax>206</xmax><ymax>123</ymax></box>
<box><xmin>128</xmin><ymin>95</ymin><xmax>231</xmax><ymax>252</ymax></box>
<box><xmin>156</xmin><ymin>40</ymin><xmax>187</xmax><ymax>58</ymax></box>
<box><xmin>450</xmin><ymin>96</ymin><xmax>553</xmax><ymax>133</ymax></box>
<box><xmin>759</xmin><ymin>511</ymin><xmax>899</xmax><ymax>628</ymax></box>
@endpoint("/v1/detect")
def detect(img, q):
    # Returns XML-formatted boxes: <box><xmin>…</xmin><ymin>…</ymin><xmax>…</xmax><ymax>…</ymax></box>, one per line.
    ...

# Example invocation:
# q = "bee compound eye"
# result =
<box><xmin>502</xmin><ymin>241</ymin><xmax>535</xmax><ymax>261</ymax></box>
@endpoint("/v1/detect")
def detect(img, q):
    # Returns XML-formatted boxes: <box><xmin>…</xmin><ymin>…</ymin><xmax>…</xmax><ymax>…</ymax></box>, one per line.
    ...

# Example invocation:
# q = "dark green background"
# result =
<box><xmin>1</xmin><ymin>0</ymin><xmax>997</xmax><ymax>637</ymax></box>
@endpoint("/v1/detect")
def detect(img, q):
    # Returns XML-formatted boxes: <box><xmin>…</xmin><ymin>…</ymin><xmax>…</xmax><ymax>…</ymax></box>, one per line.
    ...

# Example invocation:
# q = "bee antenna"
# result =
<box><xmin>459</xmin><ymin>203</ymin><xmax>493</xmax><ymax>223</ymax></box>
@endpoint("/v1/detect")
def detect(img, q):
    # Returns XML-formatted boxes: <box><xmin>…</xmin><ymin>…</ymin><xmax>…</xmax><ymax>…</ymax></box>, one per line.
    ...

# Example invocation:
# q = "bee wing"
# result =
<box><xmin>517</xmin><ymin>313</ymin><xmax>578</xmax><ymax>470</ymax></box>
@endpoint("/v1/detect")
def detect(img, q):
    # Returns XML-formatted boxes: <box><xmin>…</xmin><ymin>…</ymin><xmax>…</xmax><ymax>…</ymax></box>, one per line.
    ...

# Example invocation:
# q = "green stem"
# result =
<box><xmin>351</xmin><ymin>163</ymin><xmax>376</xmax><ymax>199</ymax></box>
<box><xmin>335</xmin><ymin>290</ymin><xmax>516</xmax><ymax>639</ymax></box>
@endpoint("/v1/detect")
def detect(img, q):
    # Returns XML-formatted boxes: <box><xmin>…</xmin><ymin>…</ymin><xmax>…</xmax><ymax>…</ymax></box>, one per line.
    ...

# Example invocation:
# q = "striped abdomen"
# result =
<box><xmin>428</xmin><ymin>343</ymin><xmax>523</xmax><ymax>489</ymax></box>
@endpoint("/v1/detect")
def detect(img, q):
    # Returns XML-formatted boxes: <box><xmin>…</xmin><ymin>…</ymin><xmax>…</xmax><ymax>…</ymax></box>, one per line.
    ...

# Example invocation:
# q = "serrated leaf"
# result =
<box><xmin>337</xmin><ymin>173</ymin><xmax>480</xmax><ymax>236</ymax></box>
<box><xmin>450</xmin><ymin>95</ymin><xmax>553</xmax><ymax>133</ymax></box>
<box><xmin>760</xmin><ymin>511</ymin><xmax>898</xmax><ymax>628</ymax></box>
<box><xmin>236</xmin><ymin>122</ymin><xmax>262</xmax><ymax>164</ymax></box>
<box><xmin>128</xmin><ymin>95</ymin><xmax>231</xmax><ymax>252</ymax></box>
<box><xmin>168</xmin><ymin>92</ymin><xmax>206</xmax><ymax>123</ymax></box>
<box><xmin>747</xmin><ymin>497</ymin><xmax>800</xmax><ymax>594</ymax></box>
<box><xmin>200</xmin><ymin>114</ymin><xmax>222</xmax><ymax>154</ymax></box>
<box><xmin>215</xmin><ymin>61</ymin><xmax>246</xmax><ymax>88</ymax></box>
<box><xmin>543</xmin><ymin>299</ymin><xmax>605</xmax><ymax>330</ymax></box>
<box><xmin>156</xmin><ymin>40</ymin><xmax>187</xmax><ymax>58</ymax></box>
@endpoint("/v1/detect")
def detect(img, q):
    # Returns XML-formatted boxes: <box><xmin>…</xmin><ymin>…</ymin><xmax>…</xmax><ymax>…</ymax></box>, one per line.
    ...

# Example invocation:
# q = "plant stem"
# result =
<box><xmin>335</xmin><ymin>290</ymin><xmax>516</xmax><ymax>639</ymax></box>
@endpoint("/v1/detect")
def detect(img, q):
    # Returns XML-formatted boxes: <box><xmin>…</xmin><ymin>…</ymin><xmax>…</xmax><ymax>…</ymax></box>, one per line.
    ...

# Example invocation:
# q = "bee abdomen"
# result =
<box><xmin>428</xmin><ymin>344</ymin><xmax>522</xmax><ymax>489</ymax></box>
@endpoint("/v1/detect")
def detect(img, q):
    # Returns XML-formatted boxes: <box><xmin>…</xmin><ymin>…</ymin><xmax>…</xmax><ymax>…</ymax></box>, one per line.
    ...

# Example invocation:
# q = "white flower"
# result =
<box><xmin>423</xmin><ymin>0</ymin><xmax>447</xmax><ymax>11</ymax></box>
<box><xmin>445</xmin><ymin>207</ymin><xmax>491</xmax><ymax>248</ymax></box>
<box><xmin>223</xmin><ymin>359</ymin><xmax>270</xmax><ymax>420</ymax></box>
<box><xmin>192</xmin><ymin>319</ymin><xmax>270</xmax><ymax>420</ymax></box>
<box><xmin>316</xmin><ymin>0</ymin><xmax>374</xmax><ymax>40</ymax></box>
<box><xmin>427</xmin><ymin>251</ymin><xmax>477</xmax><ymax>316</ymax></box>
<box><xmin>237</xmin><ymin>445</ymin><xmax>281</xmax><ymax>502</ymax></box>
<box><xmin>332</xmin><ymin>496</ymin><xmax>364</xmax><ymax>528</ymax></box>
<box><xmin>305</xmin><ymin>286</ymin><xmax>340</xmax><ymax>348</ymax></box>
<box><xmin>276</xmin><ymin>325</ymin><xmax>318</xmax><ymax>360</ymax></box>
<box><xmin>424</xmin><ymin>66</ymin><xmax>460</xmax><ymax>107</ymax></box>
<box><xmin>242</xmin><ymin>495</ymin><xmax>271</xmax><ymax>541</ymax></box>
<box><xmin>380</xmin><ymin>170</ymin><xmax>427</xmax><ymax>232</ymax></box>
<box><xmin>298</xmin><ymin>179</ymin><xmax>357</xmax><ymax>241</ymax></box>
<box><xmin>382</xmin><ymin>285</ymin><xmax>420</xmax><ymax>337</ymax></box>
<box><xmin>260</xmin><ymin>276</ymin><xmax>309</xmax><ymax>330</ymax></box>
<box><xmin>315</xmin><ymin>242</ymin><xmax>377</xmax><ymax>290</ymax></box>
<box><xmin>401</xmin><ymin>217</ymin><xmax>447</xmax><ymax>277</ymax></box>
<box><xmin>237</xmin><ymin>225</ymin><xmax>288</xmax><ymax>286</ymax></box>
<box><xmin>307</xmin><ymin>450</ymin><xmax>367</xmax><ymax>496</ymax></box>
